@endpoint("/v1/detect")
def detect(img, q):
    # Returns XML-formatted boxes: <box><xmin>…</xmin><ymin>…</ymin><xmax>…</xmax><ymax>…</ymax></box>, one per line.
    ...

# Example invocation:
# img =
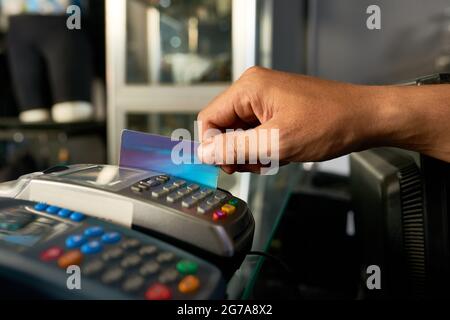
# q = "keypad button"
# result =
<box><xmin>173</xmin><ymin>180</ymin><xmax>186</xmax><ymax>187</ymax></box>
<box><xmin>83</xmin><ymin>259</ymin><xmax>104</xmax><ymax>276</ymax></box>
<box><xmin>70</xmin><ymin>212</ymin><xmax>86</xmax><ymax>222</ymax></box>
<box><xmin>121</xmin><ymin>238</ymin><xmax>140</xmax><ymax>249</ymax></box>
<box><xmin>143</xmin><ymin>179</ymin><xmax>161</xmax><ymax>187</ymax></box>
<box><xmin>187</xmin><ymin>184</ymin><xmax>200</xmax><ymax>192</ymax></box>
<box><xmin>122</xmin><ymin>275</ymin><xmax>145</xmax><ymax>292</ymax></box>
<box><xmin>145</xmin><ymin>283</ymin><xmax>172</xmax><ymax>300</ymax></box>
<box><xmin>46</xmin><ymin>206</ymin><xmax>60</xmax><ymax>215</ymax></box>
<box><xmin>214</xmin><ymin>191</ymin><xmax>228</xmax><ymax>200</ymax></box>
<box><xmin>155</xmin><ymin>175</ymin><xmax>170</xmax><ymax>182</ymax></box>
<box><xmin>177</xmin><ymin>187</ymin><xmax>191</xmax><ymax>196</ymax></box>
<box><xmin>40</xmin><ymin>246</ymin><xmax>63</xmax><ymax>262</ymax></box>
<box><xmin>84</xmin><ymin>226</ymin><xmax>104</xmax><ymax>238</ymax></box>
<box><xmin>152</xmin><ymin>188</ymin><xmax>169</xmax><ymax>198</ymax></box>
<box><xmin>131</xmin><ymin>185</ymin><xmax>143</xmax><ymax>193</ymax></box>
<box><xmin>221</xmin><ymin>204</ymin><xmax>236</xmax><ymax>215</ymax></box>
<box><xmin>139</xmin><ymin>245</ymin><xmax>158</xmax><ymax>257</ymax></box>
<box><xmin>138</xmin><ymin>181</ymin><xmax>151</xmax><ymax>189</ymax></box>
<box><xmin>57</xmin><ymin>209</ymin><xmax>72</xmax><ymax>218</ymax></box>
<box><xmin>66</xmin><ymin>234</ymin><xmax>87</xmax><ymax>249</ymax></box>
<box><xmin>206</xmin><ymin>197</ymin><xmax>221</xmax><ymax>206</ymax></box>
<box><xmin>192</xmin><ymin>190</ymin><xmax>212</xmax><ymax>200</ymax></box>
<box><xmin>197</xmin><ymin>203</ymin><xmax>213</xmax><ymax>214</ymax></box>
<box><xmin>200</xmin><ymin>189</ymin><xmax>213</xmax><ymax>196</ymax></box>
<box><xmin>213</xmin><ymin>210</ymin><xmax>227</xmax><ymax>221</ymax></box>
<box><xmin>178</xmin><ymin>275</ymin><xmax>200</xmax><ymax>294</ymax></box>
<box><xmin>101</xmin><ymin>232</ymin><xmax>122</xmax><ymax>244</ymax></box>
<box><xmin>158</xmin><ymin>268</ymin><xmax>179</xmax><ymax>284</ymax></box>
<box><xmin>228</xmin><ymin>198</ymin><xmax>239</xmax><ymax>206</ymax></box>
<box><xmin>156</xmin><ymin>252</ymin><xmax>175</xmax><ymax>264</ymax></box>
<box><xmin>191</xmin><ymin>191</ymin><xmax>207</xmax><ymax>201</ymax></box>
<box><xmin>176</xmin><ymin>260</ymin><xmax>198</xmax><ymax>275</ymax></box>
<box><xmin>139</xmin><ymin>182</ymin><xmax>152</xmax><ymax>190</ymax></box>
<box><xmin>81</xmin><ymin>241</ymin><xmax>103</xmax><ymax>255</ymax></box>
<box><xmin>102</xmin><ymin>267</ymin><xmax>124</xmax><ymax>284</ymax></box>
<box><xmin>140</xmin><ymin>261</ymin><xmax>160</xmax><ymax>276</ymax></box>
<box><xmin>58</xmin><ymin>250</ymin><xmax>83</xmax><ymax>269</ymax></box>
<box><xmin>166</xmin><ymin>192</ymin><xmax>183</xmax><ymax>203</ymax></box>
<box><xmin>102</xmin><ymin>247</ymin><xmax>124</xmax><ymax>261</ymax></box>
<box><xmin>182</xmin><ymin>197</ymin><xmax>199</xmax><ymax>208</ymax></box>
<box><xmin>120</xmin><ymin>254</ymin><xmax>142</xmax><ymax>269</ymax></box>
<box><xmin>34</xmin><ymin>203</ymin><xmax>48</xmax><ymax>211</ymax></box>
<box><xmin>162</xmin><ymin>184</ymin><xmax>177</xmax><ymax>192</ymax></box>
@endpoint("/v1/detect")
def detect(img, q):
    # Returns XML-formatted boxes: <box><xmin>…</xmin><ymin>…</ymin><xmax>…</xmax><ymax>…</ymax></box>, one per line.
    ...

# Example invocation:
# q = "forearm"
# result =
<box><xmin>198</xmin><ymin>67</ymin><xmax>450</xmax><ymax>168</ymax></box>
<box><xmin>362</xmin><ymin>84</ymin><xmax>450</xmax><ymax>162</ymax></box>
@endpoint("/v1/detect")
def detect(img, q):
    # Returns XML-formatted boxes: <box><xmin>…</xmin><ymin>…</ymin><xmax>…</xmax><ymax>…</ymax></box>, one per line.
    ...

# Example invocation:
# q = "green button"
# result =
<box><xmin>176</xmin><ymin>260</ymin><xmax>198</xmax><ymax>275</ymax></box>
<box><xmin>228</xmin><ymin>198</ymin><xmax>238</xmax><ymax>206</ymax></box>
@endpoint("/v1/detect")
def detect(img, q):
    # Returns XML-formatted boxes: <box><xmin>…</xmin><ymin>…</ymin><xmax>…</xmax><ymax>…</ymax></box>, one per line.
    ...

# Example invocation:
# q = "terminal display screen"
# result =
<box><xmin>0</xmin><ymin>208</ymin><xmax>70</xmax><ymax>252</ymax></box>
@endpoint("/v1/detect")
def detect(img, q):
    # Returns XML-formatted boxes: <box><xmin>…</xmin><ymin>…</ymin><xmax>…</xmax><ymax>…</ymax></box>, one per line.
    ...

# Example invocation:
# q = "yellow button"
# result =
<box><xmin>178</xmin><ymin>275</ymin><xmax>200</xmax><ymax>294</ymax></box>
<box><xmin>58</xmin><ymin>250</ymin><xmax>83</xmax><ymax>269</ymax></box>
<box><xmin>221</xmin><ymin>204</ymin><xmax>236</xmax><ymax>215</ymax></box>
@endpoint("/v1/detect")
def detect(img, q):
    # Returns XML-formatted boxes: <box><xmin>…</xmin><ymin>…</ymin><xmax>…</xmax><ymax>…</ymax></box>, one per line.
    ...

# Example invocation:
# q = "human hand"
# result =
<box><xmin>197</xmin><ymin>66</ymin><xmax>450</xmax><ymax>173</ymax></box>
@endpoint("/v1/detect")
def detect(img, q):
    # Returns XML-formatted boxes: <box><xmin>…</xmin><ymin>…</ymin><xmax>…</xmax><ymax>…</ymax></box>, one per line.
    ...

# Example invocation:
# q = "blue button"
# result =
<box><xmin>84</xmin><ymin>226</ymin><xmax>104</xmax><ymax>238</ymax></box>
<box><xmin>57</xmin><ymin>209</ymin><xmax>72</xmax><ymax>218</ymax></box>
<box><xmin>46</xmin><ymin>206</ymin><xmax>60</xmax><ymax>214</ymax></box>
<box><xmin>101</xmin><ymin>232</ymin><xmax>121</xmax><ymax>244</ymax></box>
<box><xmin>81</xmin><ymin>241</ymin><xmax>103</xmax><ymax>254</ymax></box>
<box><xmin>66</xmin><ymin>235</ymin><xmax>87</xmax><ymax>249</ymax></box>
<box><xmin>70</xmin><ymin>212</ymin><xmax>86</xmax><ymax>222</ymax></box>
<box><xmin>34</xmin><ymin>203</ymin><xmax>48</xmax><ymax>211</ymax></box>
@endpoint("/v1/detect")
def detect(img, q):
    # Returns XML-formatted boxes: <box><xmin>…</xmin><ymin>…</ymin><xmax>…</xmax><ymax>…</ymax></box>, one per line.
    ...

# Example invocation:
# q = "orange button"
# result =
<box><xmin>221</xmin><ymin>204</ymin><xmax>236</xmax><ymax>215</ymax></box>
<box><xmin>57</xmin><ymin>250</ymin><xmax>83</xmax><ymax>269</ymax></box>
<box><xmin>178</xmin><ymin>275</ymin><xmax>200</xmax><ymax>294</ymax></box>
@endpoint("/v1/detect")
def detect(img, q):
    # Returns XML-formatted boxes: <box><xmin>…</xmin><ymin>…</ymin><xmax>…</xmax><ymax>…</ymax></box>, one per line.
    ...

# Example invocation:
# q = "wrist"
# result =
<box><xmin>355</xmin><ymin>85</ymin><xmax>422</xmax><ymax>150</ymax></box>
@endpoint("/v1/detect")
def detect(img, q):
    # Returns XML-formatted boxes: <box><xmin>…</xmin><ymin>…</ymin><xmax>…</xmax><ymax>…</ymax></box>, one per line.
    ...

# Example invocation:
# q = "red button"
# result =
<box><xmin>145</xmin><ymin>283</ymin><xmax>172</xmax><ymax>300</ymax></box>
<box><xmin>40</xmin><ymin>246</ymin><xmax>64</xmax><ymax>262</ymax></box>
<box><xmin>213</xmin><ymin>210</ymin><xmax>226</xmax><ymax>221</ymax></box>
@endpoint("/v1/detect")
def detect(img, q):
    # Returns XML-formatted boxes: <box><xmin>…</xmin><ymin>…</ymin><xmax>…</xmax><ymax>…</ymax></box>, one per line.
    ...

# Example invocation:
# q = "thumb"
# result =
<box><xmin>197</xmin><ymin>120</ymin><xmax>280</xmax><ymax>166</ymax></box>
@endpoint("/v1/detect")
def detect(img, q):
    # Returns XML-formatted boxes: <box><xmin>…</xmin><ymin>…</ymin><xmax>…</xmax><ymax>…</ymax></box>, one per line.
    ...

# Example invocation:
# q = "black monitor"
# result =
<box><xmin>350</xmin><ymin>148</ymin><xmax>450</xmax><ymax>298</ymax></box>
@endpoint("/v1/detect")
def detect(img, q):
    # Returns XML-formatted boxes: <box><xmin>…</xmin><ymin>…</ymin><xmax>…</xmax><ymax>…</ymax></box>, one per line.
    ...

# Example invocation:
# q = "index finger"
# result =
<box><xmin>197</xmin><ymin>85</ymin><xmax>260</xmax><ymax>142</ymax></box>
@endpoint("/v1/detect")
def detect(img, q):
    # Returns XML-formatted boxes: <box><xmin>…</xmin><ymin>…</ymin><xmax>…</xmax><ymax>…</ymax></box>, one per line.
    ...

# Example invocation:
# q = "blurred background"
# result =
<box><xmin>0</xmin><ymin>0</ymin><xmax>449</xmax><ymax>299</ymax></box>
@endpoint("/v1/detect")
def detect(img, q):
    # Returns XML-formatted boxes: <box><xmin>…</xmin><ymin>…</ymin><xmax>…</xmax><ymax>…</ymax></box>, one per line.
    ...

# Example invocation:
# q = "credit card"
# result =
<box><xmin>119</xmin><ymin>130</ymin><xmax>219</xmax><ymax>188</ymax></box>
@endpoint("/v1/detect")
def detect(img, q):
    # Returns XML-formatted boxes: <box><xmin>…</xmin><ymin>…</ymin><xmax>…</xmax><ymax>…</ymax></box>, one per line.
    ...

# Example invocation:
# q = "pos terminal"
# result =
<box><xmin>0</xmin><ymin>164</ymin><xmax>255</xmax><ymax>258</ymax></box>
<box><xmin>0</xmin><ymin>164</ymin><xmax>255</xmax><ymax>299</ymax></box>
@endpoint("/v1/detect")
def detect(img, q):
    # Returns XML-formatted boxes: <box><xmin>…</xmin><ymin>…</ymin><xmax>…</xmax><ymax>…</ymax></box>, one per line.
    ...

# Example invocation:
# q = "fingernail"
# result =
<box><xmin>198</xmin><ymin>141</ymin><xmax>215</xmax><ymax>164</ymax></box>
<box><xmin>221</xmin><ymin>165</ymin><xmax>236</xmax><ymax>174</ymax></box>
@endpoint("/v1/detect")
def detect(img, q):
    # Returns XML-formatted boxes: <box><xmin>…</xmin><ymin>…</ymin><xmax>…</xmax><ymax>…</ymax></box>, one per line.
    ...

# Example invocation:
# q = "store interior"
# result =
<box><xmin>0</xmin><ymin>0</ymin><xmax>450</xmax><ymax>300</ymax></box>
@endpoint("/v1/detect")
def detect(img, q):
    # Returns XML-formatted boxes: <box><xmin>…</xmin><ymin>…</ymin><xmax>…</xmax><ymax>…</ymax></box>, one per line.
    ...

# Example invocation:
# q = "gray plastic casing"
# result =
<box><xmin>0</xmin><ymin>164</ymin><xmax>255</xmax><ymax>257</ymax></box>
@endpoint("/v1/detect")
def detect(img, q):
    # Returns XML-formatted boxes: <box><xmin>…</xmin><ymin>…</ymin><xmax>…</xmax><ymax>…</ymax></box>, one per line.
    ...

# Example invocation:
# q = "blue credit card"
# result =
<box><xmin>119</xmin><ymin>130</ymin><xmax>219</xmax><ymax>188</ymax></box>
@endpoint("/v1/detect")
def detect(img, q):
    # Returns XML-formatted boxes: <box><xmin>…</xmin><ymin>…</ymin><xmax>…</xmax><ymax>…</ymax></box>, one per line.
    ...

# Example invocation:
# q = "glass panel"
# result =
<box><xmin>126</xmin><ymin>0</ymin><xmax>232</xmax><ymax>85</ymax></box>
<box><xmin>126</xmin><ymin>113</ymin><xmax>197</xmax><ymax>137</ymax></box>
<box><xmin>226</xmin><ymin>163</ymin><xmax>303</xmax><ymax>299</ymax></box>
